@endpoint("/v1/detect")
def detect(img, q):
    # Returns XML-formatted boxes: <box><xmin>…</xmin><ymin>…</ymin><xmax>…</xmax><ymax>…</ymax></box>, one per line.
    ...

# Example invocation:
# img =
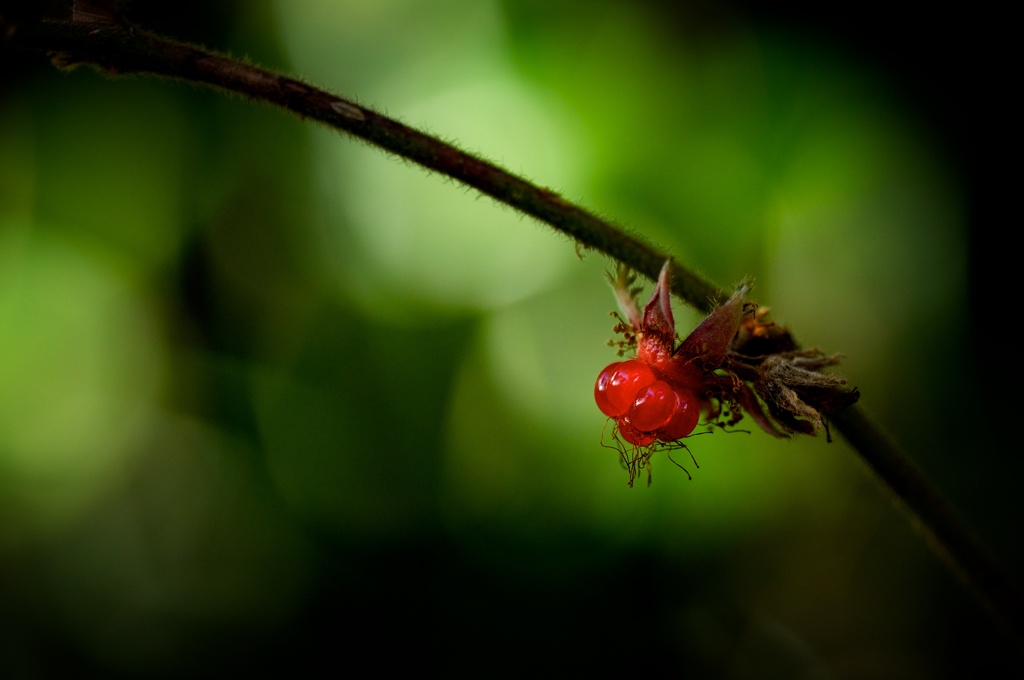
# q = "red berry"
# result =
<box><xmin>594</xmin><ymin>360</ymin><xmax>656</xmax><ymax>417</ymax></box>
<box><xmin>617</xmin><ymin>418</ymin><xmax>656</xmax><ymax>447</ymax></box>
<box><xmin>628</xmin><ymin>380</ymin><xmax>676</xmax><ymax>432</ymax></box>
<box><xmin>657</xmin><ymin>386</ymin><xmax>700</xmax><ymax>441</ymax></box>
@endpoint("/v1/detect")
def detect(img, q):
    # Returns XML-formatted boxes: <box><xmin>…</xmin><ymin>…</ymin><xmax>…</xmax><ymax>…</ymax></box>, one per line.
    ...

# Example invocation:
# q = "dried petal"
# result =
<box><xmin>728</xmin><ymin>350</ymin><xmax>859</xmax><ymax>436</ymax></box>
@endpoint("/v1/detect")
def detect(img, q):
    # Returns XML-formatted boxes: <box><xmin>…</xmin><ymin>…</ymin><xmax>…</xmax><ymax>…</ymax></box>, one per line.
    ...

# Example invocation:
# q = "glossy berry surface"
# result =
<box><xmin>628</xmin><ymin>380</ymin><xmax>676</xmax><ymax>433</ymax></box>
<box><xmin>595</xmin><ymin>359</ymin><xmax>702</xmax><ymax>446</ymax></box>
<box><xmin>655</xmin><ymin>386</ymin><xmax>700</xmax><ymax>441</ymax></box>
<box><xmin>594</xmin><ymin>360</ymin><xmax>656</xmax><ymax>418</ymax></box>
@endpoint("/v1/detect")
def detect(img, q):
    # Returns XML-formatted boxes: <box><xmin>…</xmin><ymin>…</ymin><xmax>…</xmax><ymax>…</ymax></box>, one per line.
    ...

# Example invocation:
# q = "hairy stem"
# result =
<box><xmin>9</xmin><ymin>15</ymin><xmax>721</xmax><ymax>312</ymax></box>
<box><xmin>7</xmin><ymin>14</ymin><xmax>1022</xmax><ymax>645</ymax></box>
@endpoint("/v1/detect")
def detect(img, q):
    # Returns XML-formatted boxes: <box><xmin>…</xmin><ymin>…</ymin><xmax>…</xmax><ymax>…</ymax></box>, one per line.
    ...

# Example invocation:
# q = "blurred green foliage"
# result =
<box><xmin>0</xmin><ymin>0</ymin><xmax>1016</xmax><ymax>677</ymax></box>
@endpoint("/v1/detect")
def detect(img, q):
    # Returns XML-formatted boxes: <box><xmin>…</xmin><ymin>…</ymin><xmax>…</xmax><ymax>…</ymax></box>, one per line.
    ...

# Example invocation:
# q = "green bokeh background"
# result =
<box><xmin>1</xmin><ymin>1</ymin><xmax>1017</xmax><ymax>677</ymax></box>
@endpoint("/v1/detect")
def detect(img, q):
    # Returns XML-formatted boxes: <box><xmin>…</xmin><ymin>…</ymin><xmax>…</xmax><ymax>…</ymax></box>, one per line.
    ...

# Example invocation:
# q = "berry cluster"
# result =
<box><xmin>594</xmin><ymin>359</ymin><xmax>699</xmax><ymax>446</ymax></box>
<box><xmin>594</xmin><ymin>261</ymin><xmax>752</xmax><ymax>485</ymax></box>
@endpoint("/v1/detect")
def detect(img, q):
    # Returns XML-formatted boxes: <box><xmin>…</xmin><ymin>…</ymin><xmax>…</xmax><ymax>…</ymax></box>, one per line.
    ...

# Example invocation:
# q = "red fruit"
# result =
<box><xmin>657</xmin><ymin>386</ymin><xmax>700</xmax><ymax>441</ymax></box>
<box><xmin>628</xmin><ymin>380</ymin><xmax>676</xmax><ymax>433</ymax></box>
<box><xmin>594</xmin><ymin>360</ymin><xmax>656</xmax><ymax>417</ymax></box>
<box><xmin>617</xmin><ymin>419</ymin><xmax>657</xmax><ymax>447</ymax></box>
<box><xmin>597</xmin><ymin>261</ymin><xmax>768</xmax><ymax>486</ymax></box>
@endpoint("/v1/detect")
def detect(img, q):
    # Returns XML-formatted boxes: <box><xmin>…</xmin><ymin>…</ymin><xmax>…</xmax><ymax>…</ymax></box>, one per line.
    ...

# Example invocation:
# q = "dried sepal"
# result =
<box><xmin>676</xmin><ymin>285</ymin><xmax>749</xmax><ymax>369</ymax></box>
<box><xmin>728</xmin><ymin>349</ymin><xmax>859</xmax><ymax>436</ymax></box>
<box><xmin>733</xmin><ymin>304</ymin><xmax>798</xmax><ymax>355</ymax></box>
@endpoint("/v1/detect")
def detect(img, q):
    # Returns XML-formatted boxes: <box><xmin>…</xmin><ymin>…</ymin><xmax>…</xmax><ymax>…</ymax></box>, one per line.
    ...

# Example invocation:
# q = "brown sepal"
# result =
<box><xmin>727</xmin><ymin>349</ymin><xmax>859</xmax><ymax>436</ymax></box>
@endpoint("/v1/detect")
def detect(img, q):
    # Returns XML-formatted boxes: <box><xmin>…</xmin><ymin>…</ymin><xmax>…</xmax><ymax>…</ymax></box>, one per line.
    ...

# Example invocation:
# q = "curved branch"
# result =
<box><xmin>7</xmin><ymin>16</ymin><xmax>721</xmax><ymax>312</ymax></box>
<box><xmin>7</xmin><ymin>15</ymin><xmax>1023</xmax><ymax>645</ymax></box>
